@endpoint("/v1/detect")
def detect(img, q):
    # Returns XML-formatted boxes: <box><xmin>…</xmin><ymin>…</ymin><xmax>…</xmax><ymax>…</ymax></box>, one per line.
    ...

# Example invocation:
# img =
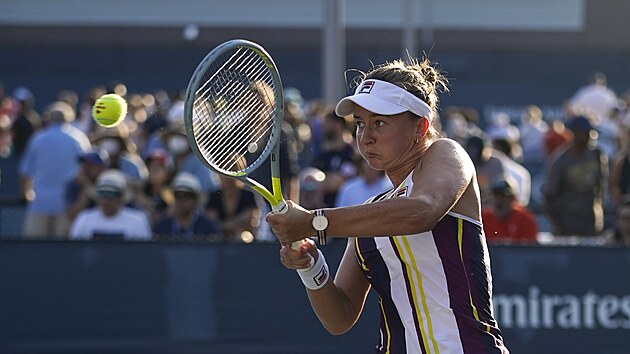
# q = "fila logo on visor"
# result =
<box><xmin>358</xmin><ymin>80</ymin><xmax>375</xmax><ymax>94</ymax></box>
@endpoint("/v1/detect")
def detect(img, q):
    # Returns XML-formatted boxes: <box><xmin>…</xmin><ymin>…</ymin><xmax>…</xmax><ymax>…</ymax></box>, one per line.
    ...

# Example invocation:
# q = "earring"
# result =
<box><xmin>415</xmin><ymin>137</ymin><xmax>419</xmax><ymax>144</ymax></box>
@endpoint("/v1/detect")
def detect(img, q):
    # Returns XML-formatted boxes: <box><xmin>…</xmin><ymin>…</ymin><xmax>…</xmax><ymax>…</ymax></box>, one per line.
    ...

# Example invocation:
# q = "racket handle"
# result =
<box><xmin>272</xmin><ymin>200</ymin><xmax>288</xmax><ymax>214</ymax></box>
<box><xmin>273</xmin><ymin>200</ymin><xmax>314</xmax><ymax>266</ymax></box>
<box><xmin>273</xmin><ymin>201</ymin><xmax>303</xmax><ymax>249</ymax></box>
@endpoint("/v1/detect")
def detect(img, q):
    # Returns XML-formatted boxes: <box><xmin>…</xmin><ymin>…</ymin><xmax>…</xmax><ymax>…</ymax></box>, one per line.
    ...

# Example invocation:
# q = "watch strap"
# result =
<box><xmin>315</xmin><ymin>209</ymin><xmax>327</xmax><ymax>245</ymax></box>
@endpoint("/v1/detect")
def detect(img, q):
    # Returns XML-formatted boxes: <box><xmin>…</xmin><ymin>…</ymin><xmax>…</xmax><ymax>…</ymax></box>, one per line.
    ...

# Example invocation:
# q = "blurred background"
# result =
<box><xmin>1</xmin><ymin>1</ymin><xmax>629</xmax><ymax>353</ymax></box>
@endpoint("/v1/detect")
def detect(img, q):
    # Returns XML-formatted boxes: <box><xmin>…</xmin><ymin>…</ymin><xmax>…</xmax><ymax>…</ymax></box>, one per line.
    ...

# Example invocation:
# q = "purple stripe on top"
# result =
<box><xmin>358</xmin><ymin>236</ymin><xmax>408</xmax><ymax>354</ymax></box>
<box><xmin>388</xmin><ymin>237</ymin><xmax>427</xmax><ymax>354</ymax></box>
<box><xmin>432</xmin><ymin>214</ymin><xmax>507</xmax><ymax>353</ymax></box>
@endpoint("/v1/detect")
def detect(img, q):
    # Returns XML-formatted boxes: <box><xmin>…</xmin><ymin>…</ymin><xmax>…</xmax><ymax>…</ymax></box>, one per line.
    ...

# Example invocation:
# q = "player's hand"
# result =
<box><xmin>266</xmin><ymin>200</ymin><xmax>313</xmax><ymax>245</ymax></box>
<box><xmin>279</xmin><ymin>238</ymin><xmax>318</xmax><ymax>270</ymax></box>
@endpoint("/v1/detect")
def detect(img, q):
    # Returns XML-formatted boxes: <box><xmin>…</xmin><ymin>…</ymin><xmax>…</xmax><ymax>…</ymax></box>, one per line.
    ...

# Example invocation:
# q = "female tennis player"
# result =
<box><xmin>267</xmin><ymin>57</ymin><xmax>510</xmax><ymax>354</ymax></box>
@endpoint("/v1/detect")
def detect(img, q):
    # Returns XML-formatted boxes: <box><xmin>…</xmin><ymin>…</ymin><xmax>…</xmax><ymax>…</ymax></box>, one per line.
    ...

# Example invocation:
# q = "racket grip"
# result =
<box><xmin>273</xmin><ymin>200</ymin><xmax>314</xmax><ymax>266</ymax></box>
<box><xmin>272</xmin><ymin>200</ymin><xmax>288</xmax><ymax>214</ymax></box>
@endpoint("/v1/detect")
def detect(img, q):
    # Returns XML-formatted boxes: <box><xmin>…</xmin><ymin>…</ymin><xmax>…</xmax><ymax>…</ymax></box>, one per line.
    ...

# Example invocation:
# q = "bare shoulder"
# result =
<box><xmin>416</xmin><ymin>137</ymin><xmax>475</xmax><ymax>184</ymax></box>
<box><xmin>425</xmin><ymin>138</ymin><xmax>471</xmax><ymax>163</ymax></box>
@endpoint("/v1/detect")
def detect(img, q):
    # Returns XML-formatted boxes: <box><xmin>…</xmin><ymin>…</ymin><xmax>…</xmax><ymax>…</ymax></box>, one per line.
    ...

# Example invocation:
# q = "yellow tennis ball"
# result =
<box><xmin>92</xmin><ymin>94</ymin><xmax>127</xmax><ymax>128</ymax></box>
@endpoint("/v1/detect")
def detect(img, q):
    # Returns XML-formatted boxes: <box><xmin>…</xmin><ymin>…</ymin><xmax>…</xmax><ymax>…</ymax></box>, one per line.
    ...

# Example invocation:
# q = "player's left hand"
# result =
<box><xmin>279</xmin><ymin>238</ymin><xmax>318</xmax><ymax>270</ymax></box>
<box><xmin>266</xmin><ymin>200</ymin><xmax>313</xmax><ymax>245</ymax></box>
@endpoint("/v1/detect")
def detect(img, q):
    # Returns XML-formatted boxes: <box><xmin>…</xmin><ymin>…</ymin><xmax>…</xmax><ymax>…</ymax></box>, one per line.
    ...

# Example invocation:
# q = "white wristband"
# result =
<box><xmin>296</xmin><ymin>249</ymin><xmax>329</xmax><ymax>290</ymax></box>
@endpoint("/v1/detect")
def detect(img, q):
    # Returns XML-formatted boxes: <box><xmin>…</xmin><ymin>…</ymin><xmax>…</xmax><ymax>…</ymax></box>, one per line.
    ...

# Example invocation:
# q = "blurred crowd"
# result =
<box><xmin>2</xmin><ymin>71</ymin><xmax>630</xmax><ymax>246</ymax></box>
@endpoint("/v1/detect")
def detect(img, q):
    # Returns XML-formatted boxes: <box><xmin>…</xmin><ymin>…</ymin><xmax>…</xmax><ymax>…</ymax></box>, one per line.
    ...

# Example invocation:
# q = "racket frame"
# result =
<box><xmin>183</xmin><ymin>39</ymin><xmax>286</xmax><ymax>213</ymax></box>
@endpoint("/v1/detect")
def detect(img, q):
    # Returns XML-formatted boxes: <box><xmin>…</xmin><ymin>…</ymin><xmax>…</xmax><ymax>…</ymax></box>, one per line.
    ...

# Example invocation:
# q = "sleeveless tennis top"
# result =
<box><xmin>356</xmin><ymin>171</ymin><xmax>509</xmax><ymax>354</ymax></box>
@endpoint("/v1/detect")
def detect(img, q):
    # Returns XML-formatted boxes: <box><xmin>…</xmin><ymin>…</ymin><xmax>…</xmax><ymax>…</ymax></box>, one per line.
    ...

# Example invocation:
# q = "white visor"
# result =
<box><xmin>335</xmin><ymin>79</ymin><xmax>432</xmax><ymax>120</ymax></box>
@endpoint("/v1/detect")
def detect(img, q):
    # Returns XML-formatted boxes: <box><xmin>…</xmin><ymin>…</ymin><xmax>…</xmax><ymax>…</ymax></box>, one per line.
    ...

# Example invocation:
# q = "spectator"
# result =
<box><xmin>486</xmin><ymin>111</ymin><xmax>522</xmax><ymax>161</ymax></box>
<box><xmin>569</xmin><ymin>71</ymin><xmax>618</xmax><ymax>126</ymax></box>
<box><xmin>518</xmin><ymin>105</ymin><xmax>548</xmax><ymax>162</ymax></box>
<box><xmin>0</xmin><ymin>113</ymin><xmax>12</xmax><ymax>158</ymax></box>
<box><xmin>90</xmin><ymin>124</ymin><xmax>148</xmax><ymax>193</ymax></box>
<box><xmin>304</xmin><ymin>100</ymin><xmax>328</xmax><ymax>164</ymax></box>
<box><xmin>544</xmin><ymin>116</ymin><xmax>608</xmax><ymax>236</ymax></box>
<box><xmin>11</xmin><ymin>86</ymin><xmax>41</xmax><ymax>158</ymax></box>
<box><xmin>283</xmin><ymin>88</ymin><xmax>310</xmax><ymax>169</ymax></box>
<box><xmin>136</xmin><ymin>149</ymin><xmax>174</xmax><ymax>225</ymax></box>
<box><xmin>154</xmin><ymin>172</ymin><xmax>221</xmax><ymax>241</ymax></box>
<box><xmin>206</xmin><ymin>175</ymin><xmax>259</xmax><ymax>242</ymax></box>
<box><xmin>69</xmin><ymin>169</ymin><xmax>151</xmax><ymax>241</ymax></box>
<box><xmin>335</xmin><ymin>157</ymin><xmax>393</xmax><ymax>207</ymax></box>
<box><xmin>490</xmin><ymin>132</ymin><xmax>532</xmax><ymax>207</ymax></box>
<box><xmin>159</xmin><ymin>123</ymin><xmax>220</xmax><ymax>193</ymax></box>
<box><xmin>19</xmin><ymin>101</ymin><xmax>91</xmax><ymax>239</ymax></box>
<box><xmin>312</xmin><ymin>110</ymin><xmax>357</xmax><ymax>207</ymax></box>
<box><xmin>482</xmin><ymin>176</ymin><xmax>538</xmax><ymax>244</ymax></box>
<box><xmin>543</xmin><ymin>119</ymin><xmax>571</xmax><ymax>159</ymax></box>
<box><xmin>65</xmin><ymin>149</ymin><xmax>110</xmax><ymax>222</ymax></box>
<box><xmin>609</xmin><ymin>126</ymin><xmax>630</xmax><ymax>206</ymax></box>
<box><xmin>298</xmin><ymin>167</ymin><xmax>327</xmax><ymax>210</ymax></box>
<box><xmin>440</xmin><ymin>106</ymin><xmax>483</xmax><ymax>146</ymax></box>
<box><xmin>463</xmin><ymin>133</ymin><xmax>506</xmax><ymax>207</ymax></box>
<box><xmin>604</xmin><ymin>196</ymin><xmax>630</xmax><ymax>246</ymax></box>
<box><xmin>141</xmin><ymin>90</ymin><xmax>170</xmax><ymax>142</ymax></box>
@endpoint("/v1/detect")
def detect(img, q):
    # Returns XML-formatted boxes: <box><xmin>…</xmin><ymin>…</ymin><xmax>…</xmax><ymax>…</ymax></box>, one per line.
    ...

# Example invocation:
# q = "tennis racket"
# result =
<box><xmin>183</xmin><ymin>39</ymin><xmax>306</xmax><ymax>249</ymax></box>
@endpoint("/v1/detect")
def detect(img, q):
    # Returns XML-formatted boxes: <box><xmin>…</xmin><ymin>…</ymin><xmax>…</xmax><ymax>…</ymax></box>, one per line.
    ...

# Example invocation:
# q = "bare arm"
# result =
<box><xmin>282</xmin><ymin>239</ymin><xmax>371</xmax><ymax>335</ymax></box>
<box><xmin>268</xmin><ymin>139</ymin><xmax>477</xmax><ymax>243</ymax></box>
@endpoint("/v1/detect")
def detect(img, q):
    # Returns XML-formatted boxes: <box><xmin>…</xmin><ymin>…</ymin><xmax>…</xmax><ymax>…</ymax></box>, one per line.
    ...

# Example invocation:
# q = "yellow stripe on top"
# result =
<box><xmin>379</xmin><ymin>296</ymin><xmax>391</xmax><ymax>354</ymax></box>
<box><xmin>394</xmin><ymin>236</ymin><xmax>440</xmax><ymax>354</ymax></box>
<box><xmin>457</xmin><ymin>218</ymin><xmax>491</xmax><ymax>333</ymax></box>
<box><xmin>355</xmin><ymin>238</ymin><xmax>369</xmax><ymax>272</ymax></box>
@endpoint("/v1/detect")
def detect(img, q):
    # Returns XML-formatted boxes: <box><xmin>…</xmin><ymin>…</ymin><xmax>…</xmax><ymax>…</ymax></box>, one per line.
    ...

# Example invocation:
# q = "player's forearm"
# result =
<box><xmin>305</xmin><ymin>281</ymin><xmax>361</xmax><ymax>335</ymax></box>
<box><xmin>326</xmin><ymin>196</ymin><xmax>440</xmax><ymax>238</ymax></box>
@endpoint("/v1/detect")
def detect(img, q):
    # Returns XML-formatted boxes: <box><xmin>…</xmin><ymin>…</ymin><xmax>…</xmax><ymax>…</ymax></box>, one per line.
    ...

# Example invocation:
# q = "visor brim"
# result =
<box><xmin>335</xmin><ymin>95</ymin><xmax>409</xmax><ymax>117</ymax></box>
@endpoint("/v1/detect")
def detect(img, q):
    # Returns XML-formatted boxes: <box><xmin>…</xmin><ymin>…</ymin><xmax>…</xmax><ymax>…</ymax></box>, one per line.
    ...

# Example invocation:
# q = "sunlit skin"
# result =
<box><xmin>353</xmin><ymin>106</ymin><xmax>429</xmax><ymax>187</ymax></box>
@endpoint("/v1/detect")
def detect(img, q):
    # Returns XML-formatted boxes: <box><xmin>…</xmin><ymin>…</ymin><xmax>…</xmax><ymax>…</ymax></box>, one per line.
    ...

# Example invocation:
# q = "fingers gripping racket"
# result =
<box><xmin>183</xmin><ymin>39</ymin><xmax>305</xmax><ymax>250</ymax></box>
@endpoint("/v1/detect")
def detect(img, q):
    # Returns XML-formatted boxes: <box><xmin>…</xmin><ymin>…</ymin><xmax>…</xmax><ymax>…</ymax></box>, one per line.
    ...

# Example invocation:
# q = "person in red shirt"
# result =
<box><xmin>482</xmin><ymin>176</ymin><xmax>538</xmax><ymax>244</ymax></box>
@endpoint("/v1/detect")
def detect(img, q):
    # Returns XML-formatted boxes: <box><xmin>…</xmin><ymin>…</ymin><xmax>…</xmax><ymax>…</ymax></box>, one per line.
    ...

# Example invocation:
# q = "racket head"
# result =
<box><xmin>183</xmin><ymin>39</ymin><xmax>284</xmax><ymax>183</ymax></box>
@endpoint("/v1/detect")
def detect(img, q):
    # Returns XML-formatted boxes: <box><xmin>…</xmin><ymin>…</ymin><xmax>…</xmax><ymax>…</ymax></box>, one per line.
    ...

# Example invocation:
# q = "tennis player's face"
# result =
<box><xmin>353</xmin><ymin>106</ymin><xmax>418</xmax><ymax>171</ymax></box>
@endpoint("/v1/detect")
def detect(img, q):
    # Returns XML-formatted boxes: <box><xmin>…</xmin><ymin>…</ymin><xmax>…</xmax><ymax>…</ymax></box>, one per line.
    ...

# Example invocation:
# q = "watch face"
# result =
<box><xmin>313</xmin><ymin>215</ymin><xmax>328</xmax><ymax>231</ymax></box>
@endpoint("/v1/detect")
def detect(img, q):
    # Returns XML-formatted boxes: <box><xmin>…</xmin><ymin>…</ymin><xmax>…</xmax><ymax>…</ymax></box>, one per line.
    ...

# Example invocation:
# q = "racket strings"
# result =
<box><xmin>197</xmin><ymin>71</ymin><xmax>274</xmax><ymax>171</ymax></box>
<box><xmin>198</xmin><ymin>50</ymin><xmax>276</xmax><ymax>166</ymax></box>
<box><xmin>192</xmin><ymin>47</ymin><xmax>278</xmax><ymax>173</ymax></box>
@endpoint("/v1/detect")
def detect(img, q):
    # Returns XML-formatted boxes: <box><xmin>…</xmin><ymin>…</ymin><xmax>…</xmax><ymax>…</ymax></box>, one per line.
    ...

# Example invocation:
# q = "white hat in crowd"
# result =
<box><xmin>94</xmin><ymin>169</ymin><xmax>131</xmax><ymax>202</ymax></box>
<box><xmin>171</xmin><ymin>172</ymin><xmax>206</xmax><ymax>207</ymax></box>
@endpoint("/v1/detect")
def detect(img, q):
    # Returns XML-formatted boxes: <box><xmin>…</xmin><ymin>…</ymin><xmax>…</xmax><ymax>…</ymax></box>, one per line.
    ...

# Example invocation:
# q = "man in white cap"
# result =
<box><xmin>69</xmin><ymin>169</ymin><xmax>151</xmax><ymax>240</ymax></box>
<box><xmin>153</xmin><ymin>172</ymin><xmax>221</xmax><ymax>240</ymax></box>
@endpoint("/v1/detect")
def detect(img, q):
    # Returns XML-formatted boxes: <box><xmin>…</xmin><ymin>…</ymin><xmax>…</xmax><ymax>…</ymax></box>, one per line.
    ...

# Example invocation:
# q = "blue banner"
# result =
<box><xmin>0</xmin><ymin>241</ymin><xmax>627</xmax><ymax>353</ymax></box>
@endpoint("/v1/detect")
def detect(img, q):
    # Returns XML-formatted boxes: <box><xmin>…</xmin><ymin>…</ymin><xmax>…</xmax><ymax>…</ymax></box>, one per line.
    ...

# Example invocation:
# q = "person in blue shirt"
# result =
<box><xmin>19</xmin><ymin>100</ymin><xmax>91</xmax><ymax>239</ymax></box>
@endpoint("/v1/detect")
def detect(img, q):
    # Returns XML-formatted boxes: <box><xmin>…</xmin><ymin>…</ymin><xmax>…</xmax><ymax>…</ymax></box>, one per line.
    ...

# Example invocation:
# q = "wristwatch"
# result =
<box><xmin>312</xmin><ymin>209</ymin><xmax>328</xmax><ymax>245</ymax></box>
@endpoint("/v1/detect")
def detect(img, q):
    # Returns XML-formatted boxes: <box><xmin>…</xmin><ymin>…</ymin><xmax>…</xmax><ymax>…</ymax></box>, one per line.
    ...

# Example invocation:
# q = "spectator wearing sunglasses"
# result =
<box><xmin>153</xmin><ymin>172</ymin><xmax>222</xmax><ymax>241</ymax></box>
<box><xmin>69</xmin><ymin>169</ymin><xmax>151</xmax><ymax>241</ymax></box>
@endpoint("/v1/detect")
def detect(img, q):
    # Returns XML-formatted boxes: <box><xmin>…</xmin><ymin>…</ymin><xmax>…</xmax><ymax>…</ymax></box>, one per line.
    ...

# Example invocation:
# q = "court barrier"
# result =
<box><xmin>0</xmin><ymin>241</ymin><xmax>628</xmax><ymax>354</ymax></box>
